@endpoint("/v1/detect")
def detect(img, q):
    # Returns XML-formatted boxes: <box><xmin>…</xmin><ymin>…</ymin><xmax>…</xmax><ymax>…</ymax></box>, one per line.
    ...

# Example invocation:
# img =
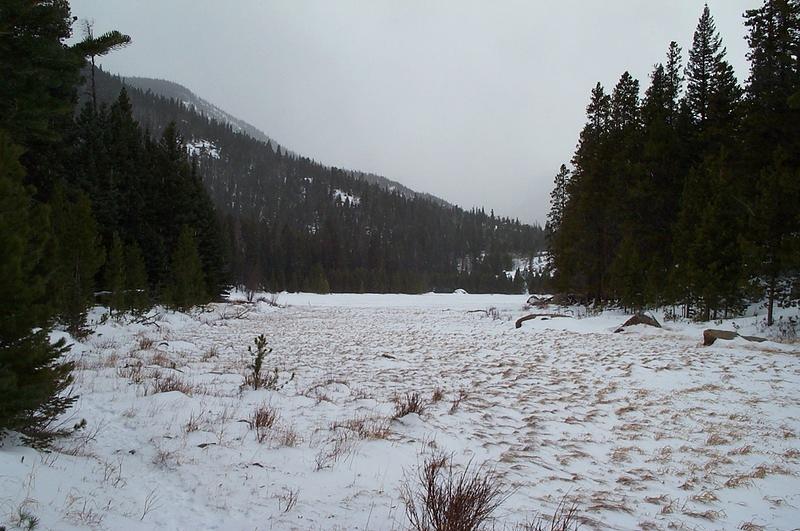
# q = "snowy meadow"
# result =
<box><xmin>1</xmin><ymin>293</ymin><xmax>799</xmax><ymax>530</ymax></box>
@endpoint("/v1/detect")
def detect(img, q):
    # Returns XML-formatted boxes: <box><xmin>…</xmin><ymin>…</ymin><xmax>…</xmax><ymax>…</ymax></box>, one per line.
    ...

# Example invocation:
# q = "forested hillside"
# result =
<box><xmin>547</xmin><ymin>2</ymin><xmax>800</xmax><ymax>324</ymax></box>
<box><xmin>93</xmin><ymin>70</ymin><xmax>546</xmax><ymax>294</ymax></box>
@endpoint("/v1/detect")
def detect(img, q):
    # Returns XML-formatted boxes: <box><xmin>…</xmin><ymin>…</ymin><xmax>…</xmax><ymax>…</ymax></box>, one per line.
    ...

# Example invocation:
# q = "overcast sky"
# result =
<box><xmin>69</xmin><ymin>0</ymin><xmax>756</xmax><ymax>225</ymax></box>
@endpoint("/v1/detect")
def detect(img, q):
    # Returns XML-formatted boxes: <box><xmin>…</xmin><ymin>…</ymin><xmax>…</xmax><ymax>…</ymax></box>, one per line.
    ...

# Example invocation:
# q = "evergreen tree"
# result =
<box><xmin>103</xmin><ymin>232</ymin><xmax>126</xmax><ymax>313</ymax></box>
<box><xmin>742</xmin><ymin>0</ymin><xmax>800</xmax><ymax>324</ymax></box>
<box><xmin>686</xmin><ymin>5</ymin><xmax>725</xmax><ymax>127</ymax></box>
<box><xmin>0</xmin><ymin>0</ymin><xmax>83</xmax><ymax>198</ymax></box>
<box><xmin>49</xmin><ymin>185</ymin><xmax>106</xmax><ymax>336</ymax></box>
<box><xmin>124</xmin><ymin>241</ymin><xmax>150</xmax><ymax>314</ymax></box>
<box><xmin>166</xmin><ymin>225</ymin><xmax>207</xmax><ymax>310</ymax></box>
<box><xmin>546</xmin><ymin>164</ymin><xmax>570</xmax><ymax>240</ymax></box>
<box><xmin>72</xmin><ymin>20</ymin><xmax>130</xmax><ymax>111</ymax></box>
<box><xmin>0</xmin><ymin>131</ymin><xmax>74</xmax><ymax>442</ymax></box>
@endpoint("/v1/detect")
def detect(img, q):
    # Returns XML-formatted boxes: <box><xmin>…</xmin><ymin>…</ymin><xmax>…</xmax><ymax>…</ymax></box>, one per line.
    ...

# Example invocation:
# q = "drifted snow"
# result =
<box><xmin>1</xmin><ymin>294</ymin><xmax>798</xmax><ymax>530</ymax></box>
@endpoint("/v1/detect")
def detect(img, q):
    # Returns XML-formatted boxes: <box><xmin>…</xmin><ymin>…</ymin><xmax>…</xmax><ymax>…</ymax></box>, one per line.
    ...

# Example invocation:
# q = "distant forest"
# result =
<box><xmin>92</xmin><ymin>70</ymin><xmax>546</xmax><ymax>295</ymax></box>
<box><xmin>547</xmin><ymin>2</ymin><xmax>800</xmax><ymax>325</ymax></box>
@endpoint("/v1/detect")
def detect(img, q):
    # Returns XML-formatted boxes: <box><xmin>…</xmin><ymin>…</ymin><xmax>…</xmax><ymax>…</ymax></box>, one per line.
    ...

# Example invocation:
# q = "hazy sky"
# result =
<box><xmin>69</xmin><ymin>1</ymin><xmax>756</xmax><ymax>225</ymax></box>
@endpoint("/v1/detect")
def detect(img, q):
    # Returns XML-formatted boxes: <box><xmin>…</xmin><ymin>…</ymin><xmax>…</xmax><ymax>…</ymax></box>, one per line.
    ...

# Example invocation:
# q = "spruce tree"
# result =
<box><xmin>124</xmin><ymin>241</ymin><xmax>150</xmax><ymax>314</ymax></box>
<box><xmin>686</xmin><ymin>5</ymin><xmax>725</xmax><ymax>127</ymax></box>
<box><xmin>104</xmin><ymin>232</ymin><xmax>126</xmax><ymax>314</ymax></box>
<box><xmin>742</xmin><ymin>0</ymin><xmax>800</xmax><ymax>324</ymax></box>
<box><xmin>0</xmin><ymin>132</ymin><xmax>74</xmax><ymax>442</ymax></box>
<box><xmin>546</xmin><ymin>164</ymin><xmax>570</xmax><ymax>239</ymax></box>
<box><xmin>50</xmin><ymin>185</ymin><xmax>106</xmax><ymax>336</ymax></box>
<box><xmin>166</xmin><ymin>225</ymin><xmax>207</xmax><ymax>310</ymax></box>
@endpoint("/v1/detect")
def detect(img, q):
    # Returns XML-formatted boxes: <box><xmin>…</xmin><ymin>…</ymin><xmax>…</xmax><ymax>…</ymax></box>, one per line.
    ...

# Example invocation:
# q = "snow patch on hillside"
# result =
<box><xmin>185</xmin><ymin>139</ymin><xmax>220</xmax><ymax>159</ymax></box>
<box><xmin>333</xmin><ymin>189</ymin><xmax>360</xmax><ymax>205</ymax></box>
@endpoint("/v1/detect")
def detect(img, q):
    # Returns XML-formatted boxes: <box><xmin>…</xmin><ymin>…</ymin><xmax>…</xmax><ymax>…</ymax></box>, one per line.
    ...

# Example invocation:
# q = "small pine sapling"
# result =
<box><xmin>248</xmin><ymin>334</ymin><xmax>273</xmax><ymax>390</ymax></box>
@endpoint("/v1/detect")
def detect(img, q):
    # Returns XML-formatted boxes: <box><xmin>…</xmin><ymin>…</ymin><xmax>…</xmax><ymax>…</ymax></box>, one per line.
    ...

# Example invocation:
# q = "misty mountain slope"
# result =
<box><xmin>92</xmin><ymin>69</ymin><xmax>545</xmax><ymax>292</ymax></box>
<box><xmin>111</xmin><ymin>73</ymin><xmax>447</xmax><ymax>205</ymax></box>
<box><xmin>121</xmin><ymin>75</ymin><xmax>280</xmax><ymax>147</ymax></box>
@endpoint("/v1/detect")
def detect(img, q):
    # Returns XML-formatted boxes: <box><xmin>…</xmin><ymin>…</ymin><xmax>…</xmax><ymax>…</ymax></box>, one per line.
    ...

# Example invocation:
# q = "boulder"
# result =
<box><xmin>614</xmin><ymin>313</ymin><xmax>661</xmax><ymax>333</ymax></box>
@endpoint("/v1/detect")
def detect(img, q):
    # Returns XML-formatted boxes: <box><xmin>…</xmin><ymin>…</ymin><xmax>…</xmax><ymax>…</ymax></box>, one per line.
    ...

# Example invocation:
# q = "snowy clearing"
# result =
<box><xmin>1</xmin><ymin>294</ymin><xmax>799</xmax><ymax>530</ymax></box>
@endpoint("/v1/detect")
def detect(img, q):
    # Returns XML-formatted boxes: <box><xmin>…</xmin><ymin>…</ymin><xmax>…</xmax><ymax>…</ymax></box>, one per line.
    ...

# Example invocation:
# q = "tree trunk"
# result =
<box><xmin>767</xmin><ymin>275</ymin><xmax>776</xmax><ymax>327</ymax></box>
<box><xmin>91</xmin><ymin>56</ymin><xmax>97</xmax><ymax>112</ymax></box>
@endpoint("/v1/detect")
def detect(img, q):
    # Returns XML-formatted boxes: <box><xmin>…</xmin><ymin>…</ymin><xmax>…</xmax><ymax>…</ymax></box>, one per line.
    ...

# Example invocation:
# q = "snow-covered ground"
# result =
<box><xmin>1</xmin><ymin>293</ymin><xmax>799</xmax><ymax>530</ymax></box>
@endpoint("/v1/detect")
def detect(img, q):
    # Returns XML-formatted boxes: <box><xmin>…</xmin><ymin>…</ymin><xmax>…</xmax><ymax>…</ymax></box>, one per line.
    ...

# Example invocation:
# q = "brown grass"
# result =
<box><xmin>148</xmin><ymin>372</ymin><xmax>193</xmax><ymax>395</ymax></box>
<box><xmin>331</xmin><ymin>415</ymin><xmax>391</xmax><ymax>440</ymax></box>
<box><xmin>250</xmin><ymin>404</ymin><xmax>279</xmax><ymax>443</ymax></box>
<box><xmin>394</xmin><ymin>392</ymin><xmax>426</xmax><ymax>419</ymax></box>
<box><xmin>401</xmin><ymin>453</ymin><xmax>510</xmax><ymax>531</ymax></box>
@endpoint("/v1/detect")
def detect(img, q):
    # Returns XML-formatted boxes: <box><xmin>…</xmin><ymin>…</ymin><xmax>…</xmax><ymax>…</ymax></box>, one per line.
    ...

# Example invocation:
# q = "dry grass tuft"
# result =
<box><xmin>314</xmin><ymin>431</ymin><xmax>355</xmax><ymax>471</ymax></box>
<box><xmin>137</xmin><ymin>335</ymin><xmax>156</xmax><ymax>351</ymax></box>
<box><xmin>518</xmin><ymin>496</ymin><xmax>581</xmax><ymax>531</ymax></box>
<box><xmin>683</xmin><ymin>508</ymin><xmax>723</xmax><ymax>521</ymax></box>
<box><xmin>276</xmin><ymin>423</ymin><xmax>301</xmax><ymax>447</ymax></box>
<box><xmin>331</xmin><ymin>415</ymin><xmax>391</xmax><ymax>440</ymax></box>
<box><xmin>148</xmin><ymin>372</ymin><xmax>193</xmax><ymax>395</ymax></box>
<box><xmin>449</xmin><ymin>389</ymin><xmax>468</xmax><ymax>414</ymax></box>
<box><xmin>394</xmin><ymin>392</ymin><xmax>426</xmax><ymax>419</ymax></box>
<box><xmin>691</xmin><ymin>491</ymin><xmax>719</xmax><ymax>504</ymax></box>
<box><xmin>250</xmin><ymin>404</ymin><xmax>279</xmax><ymax>443</ymax></box>
<box><xmin>706</xmin><ymin>433</ymin><xmax>730</xmax><ymax>446</ymax></box>
<box><xmin>401</xmin><ymin>452</ymin><xmax>510</xmax><ymax>531</ymax></box>
<box><xmin>728</xmin><ymin>444</ymin><xmax>754</xmax><ymax>455</ymax></box>
<box><xmin>431</xmin><ymin>388</ymin><xmax>445</xmax><ymax>403</ymax></box>
<box><xmin>739</xmin><ymin>522</ymin><xmax>766</xmax><ymax>531</ymax></box>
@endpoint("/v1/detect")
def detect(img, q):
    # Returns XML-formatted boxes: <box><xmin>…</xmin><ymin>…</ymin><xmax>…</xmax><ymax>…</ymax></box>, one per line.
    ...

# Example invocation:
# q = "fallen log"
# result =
<box><xmin>703</xmin><ymin>329</ymin><xmax>768</xmax><ymax>346</ymax></box>
<box><xmin>515</xmin><ymin>313</ymin><xmax>571</xmax><ymax>328</ymax></box>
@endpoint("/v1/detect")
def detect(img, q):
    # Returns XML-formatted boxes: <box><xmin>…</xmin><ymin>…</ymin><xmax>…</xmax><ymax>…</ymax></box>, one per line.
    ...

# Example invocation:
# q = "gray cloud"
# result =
<box><xmin>69</xmin><ymin>0</ymin><xmax>754</xmax><ymax>224</ymax></box>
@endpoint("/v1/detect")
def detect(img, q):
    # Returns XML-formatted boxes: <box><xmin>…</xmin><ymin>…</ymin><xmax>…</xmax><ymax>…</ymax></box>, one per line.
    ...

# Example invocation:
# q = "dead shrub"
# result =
<box><xmin>394</xmin><ymin>392</ymin><xmax>426</xmax><ymax>419</ymax></box>
<box><xmin>315</xmin><ymin>431</ymin><xmax>355</xmax><ymax>470</ymax></box>
<box><xmin>117</xmin><ymin>362</ymin><xmax>145</xmax><ymax>384</ymax></box>
<box><xmin>401</xmin><ymin>452</ymin><xmax>510</xmax><ymax>531</ymax></box>
<box><xmin>148</xmin><ymin>372</ymin><xmax>192</xmax><ymax>395</ymax></box>
<box><xmin>250</xmin><ymin>404</ymin><xmax>279</xmax><ymax>443</ymax></box>
<box><xmin>137</xmin><ymin>335</ymin><xmax>156</xmax><ymax>351</ymax></box>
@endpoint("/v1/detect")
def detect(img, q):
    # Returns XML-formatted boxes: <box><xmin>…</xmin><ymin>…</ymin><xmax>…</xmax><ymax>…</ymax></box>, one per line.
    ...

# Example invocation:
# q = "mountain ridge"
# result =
<box><xmin>117</xmin><ymin>73</ymin><xmax>452</xmax><ymax>208</ymax></box>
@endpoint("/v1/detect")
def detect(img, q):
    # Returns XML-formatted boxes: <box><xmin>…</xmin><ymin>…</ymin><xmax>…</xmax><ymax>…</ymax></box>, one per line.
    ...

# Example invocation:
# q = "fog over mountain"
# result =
<box><xmin>69</xmin><ymin>0</ymin><xmax>752</xmax><ymax>224</ymax></box>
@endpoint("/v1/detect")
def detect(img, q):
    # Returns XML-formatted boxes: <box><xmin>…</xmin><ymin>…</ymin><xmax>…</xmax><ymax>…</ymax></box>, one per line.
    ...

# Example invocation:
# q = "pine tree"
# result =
<box><xmin>124</xmin><ymin>241</ymin><xmax>150</xmax><ymax>314</ymax></box>
<box><xmin>104</xmin><ymin>232</ymin><xmax>126</xmax><ymax>314</ymax></box>
<box><xmin>0</xmin><ymin>0</ymin><xmax>83</xmax><ymax>198</ymax></box>
<box><xmin>166</xmin><ymin>226</ymin><xmax>207</xmax><ymax>310</ymax></box>
<box><xmin>50</xmin><ymin>185</ymin><xmax>106</xmax><ymax>336</ymax></box>
<box><xmin>742</xmin><ymin>0</ymin><xmax>800</xmax><ymax>324</ymax></box>
<box><xmin>0</xmin><ymin>132</ymin><xmax>75</xmax><ymax>442</ymax></box>
<box><xmin>72</xmin><ymin>20</ymin><xmax>130</xmax><ymax>111</ymax></box>
<box><xmin>546</xmin><ymin>164</ymin><xmax>570</xmax><ymax>240</ymax></box>
<box><xmin>686</xmin><ymin>5</ymin><xmax>725</xmax><ymax>127</ymax></box>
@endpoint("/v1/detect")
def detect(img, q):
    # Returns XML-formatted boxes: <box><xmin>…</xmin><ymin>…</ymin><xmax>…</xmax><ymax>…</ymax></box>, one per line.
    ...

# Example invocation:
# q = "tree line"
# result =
<box><xmin>92</xmin><ymin>69</ymin><xmax>546</xmax><ymax>295</ymax></box>
<box><xmin>547</xmin><ymin>1</ymin><xmax>800</xmax><ymax>324</ymax></box>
